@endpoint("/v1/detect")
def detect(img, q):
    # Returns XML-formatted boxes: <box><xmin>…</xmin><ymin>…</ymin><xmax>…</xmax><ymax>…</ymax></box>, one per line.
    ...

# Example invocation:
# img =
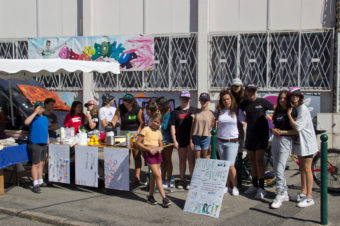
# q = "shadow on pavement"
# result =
<box><xmin>249</xmin><ymin>207</ymin><xmax>320</xmax><ymax>224</ymax></box>
<box><xmin>166</xmin><ymin>194</ymin><xmax>185</xmax><ymax>209</ymax></box>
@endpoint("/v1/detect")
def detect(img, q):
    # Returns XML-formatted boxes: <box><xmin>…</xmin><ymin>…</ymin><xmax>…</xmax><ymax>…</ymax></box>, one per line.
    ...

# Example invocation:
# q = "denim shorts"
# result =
<box><xmin>192</xmin><ymin>136</ymin><xmax>211</xmax><ymax>150</ymax></box>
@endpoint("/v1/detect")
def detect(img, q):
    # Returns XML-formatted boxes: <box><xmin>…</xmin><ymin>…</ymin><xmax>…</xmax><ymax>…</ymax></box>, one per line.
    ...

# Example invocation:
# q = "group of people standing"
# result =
<box><xmin>24</xmin><ymin>81</ymin><xmax>318</xmax><ymax>209</ymax></box>
<box><xmin>213</xmin><ymin>79</ymin><xmax>317</xmax><ymax>209</ymax></box>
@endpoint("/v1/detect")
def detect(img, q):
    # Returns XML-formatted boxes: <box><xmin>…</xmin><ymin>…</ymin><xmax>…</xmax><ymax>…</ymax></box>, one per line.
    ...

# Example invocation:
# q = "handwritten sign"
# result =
<box><xmin>48</xmin><ymin>144</ymin><xmax>70</xmax><ymax>184</ymax></box>
<box><xmin>75</xmin><ymin>146</ymin><xmax>98</xmax><ymax>187</ymax></box>
<box><xmin>104</xmin><ymin>148</ymin><xmax>129</xmax><ymax>191</ymax></box>
<box><xmin>183</xmin><ymin>159</ymin><xmax>230</xmax><ymax>218</ymax></box>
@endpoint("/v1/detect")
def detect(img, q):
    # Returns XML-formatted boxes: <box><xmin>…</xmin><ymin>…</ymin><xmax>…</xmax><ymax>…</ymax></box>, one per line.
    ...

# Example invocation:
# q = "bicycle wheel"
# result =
<box><xmin>312</xmin><ymin>148</ymin><xmax>340</xmax><ymax>192</ymax></box>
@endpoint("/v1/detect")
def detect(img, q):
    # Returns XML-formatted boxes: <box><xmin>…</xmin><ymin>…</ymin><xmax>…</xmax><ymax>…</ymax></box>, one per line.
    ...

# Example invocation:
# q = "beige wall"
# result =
<box><xmin>0</xmin><ymin>0</ymin><xmax>332</xmax><ymax>39</ymax></box>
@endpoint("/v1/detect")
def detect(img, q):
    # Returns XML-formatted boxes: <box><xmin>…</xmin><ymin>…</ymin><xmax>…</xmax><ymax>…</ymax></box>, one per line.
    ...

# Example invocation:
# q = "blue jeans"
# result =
<box><xmin>217</xmin><ymin>140</ymin><xmax>239</xmax><ymax>166</ymax></box>
<box><xmin>271</xmin><ymin>136</ymin><xmax>292</xmax><ymax>195</ymax></box>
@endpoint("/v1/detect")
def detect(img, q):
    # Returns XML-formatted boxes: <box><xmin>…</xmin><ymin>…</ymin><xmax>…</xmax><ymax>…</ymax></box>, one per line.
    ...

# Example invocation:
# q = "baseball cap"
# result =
<box><xmin>245</xmin><ymin>83</ymin><xmax>257</xmax><ymax>90</ymax></box>
<box><xmin>123</xmin><ymin>94</ymin><xmax>134</xmax><ymax>103</ymax></box>
<box><xmin>232</xmin><ymin>78</ymin><xmax>242</xmax><ymax>86</ymax></box>
<box><xmin>180</xmin><ymin>90</ymin><xmax>191</xmax><ymax>98</ymax></box>
<box><xmin>199</xmin><ymin>92</ymin><xmax>210</xmax><ymax>101</ymax></box>
<box><xmin>33</xmin><ymin>101</ymin><xmax>44</xmax><ymax>109</ymax></box>
<box><xmin>102</xmin><ymin>93</ymin><xmax>115</xmax><ymax>105</ymax></box>
<box><xmin>288</xmin><ymin>87</ymin><xmax>304</xmax><ymax>99</ymax></box>
<box><xmin>84</xmin><ymin>100</ymin><xmax>97</xmax><ymax>107</ymax></box>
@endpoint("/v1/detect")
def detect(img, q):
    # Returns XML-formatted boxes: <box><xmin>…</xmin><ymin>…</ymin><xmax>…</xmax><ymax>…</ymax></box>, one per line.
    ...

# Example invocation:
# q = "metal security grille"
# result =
<box><xmin>209</xmin><ymin>29</ymin><xmax>333</xmax><ymax>91</ymax></box>
<box><xmin>170</xmin><ymin>35</ymin><xmax>197</xmax><ymax>89</ymax></box>
<box><xmin>209</xmin><ymin>35</ymin><xmax>238</xmax><ymax>88</ymax></box>
<box><xmin>269</xmin><ymin>32</ymin><xmax>299</xmax><ymax>88</ymax></box>
<box><xmin>35</xmin><ymin>73</ymin><xmax>83</xmax><ymax>91</ymax></box>
<box><xmin>94</xmin><ymin>33</ymin><xmax>197</xmax><ymax>91</ymax></box>
<box><xmin>0</xmin><ymin>41</ymin><xmax>28</xmax><ymax>59</ymax></box>
<box><xmin>300</xmin><ymin>31</ymin><xmax>333</xmax><ymax>89</ymax></box>
<box><xmin>239</xmin><ymin>33</ymin><xmax>267</xmax><ymax>87</ymax></box>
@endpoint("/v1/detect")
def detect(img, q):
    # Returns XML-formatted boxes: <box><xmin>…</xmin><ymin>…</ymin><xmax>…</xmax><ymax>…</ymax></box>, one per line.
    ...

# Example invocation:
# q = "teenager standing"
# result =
<box><xmin>270</xmin><ymin>90</ymin><xmax>297</xmax><ymax>208</ymax></box>
<box><xmin>190</xmin><ymin>92</ymin><xmax>215</xmax><ymax>159</ymax></box>
<box><xmin>170</xmin><ymin>91</ymin><xmax>196</xmax><ymax>189</ymax></box>
<box><xmin>216</xmin><ymin>90</ymin><xmax>245</xmax><ymax>196</ymax></box>
<box><xmin>116</xmin><ymin>94</ymin><xmax>144</xmax><ymax>185</ymax></box>
<box><xmin>287</xmin><ymin>87</ymin><xmax>318</xmax><ymax>208</ymax></box>
<box><xmin>240</xmin><ymin>84</ymin><xmax>273</xmax><ymax>199</ymax></box>
<box><xmin>25</xmin><ymin>101</ymin><xmax>49</xmax><ymax>193</ymax></box>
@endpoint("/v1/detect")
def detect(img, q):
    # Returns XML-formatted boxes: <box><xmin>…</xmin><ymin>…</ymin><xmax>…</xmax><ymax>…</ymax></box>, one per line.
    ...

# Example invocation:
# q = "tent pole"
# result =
<box><xmin>8</xmin><ymin>79</ymin><xmax>15</xmax><ymax>127</ymax></box>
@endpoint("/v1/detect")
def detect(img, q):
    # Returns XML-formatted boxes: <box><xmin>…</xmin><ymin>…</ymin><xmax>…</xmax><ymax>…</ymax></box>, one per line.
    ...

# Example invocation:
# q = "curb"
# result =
<box><xmin>0</xmin><ymin>206</ymin><xmax>93</xmax><ymax>226</ymax></box>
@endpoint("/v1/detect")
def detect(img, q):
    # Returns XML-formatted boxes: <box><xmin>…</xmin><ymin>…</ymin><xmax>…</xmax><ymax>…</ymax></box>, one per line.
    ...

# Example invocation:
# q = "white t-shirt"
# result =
<box><xmin>293</xmin><ymin>104</ymin><xmax>318</xmax><ymax>156</ymax></box>
<box><xmin>99</xmin><ymin>106</ymin><xmax>117</xmax><ymax>122</ymax></box>
<box><xmin>217</xmin><ymin>109</ymin><xmax>245</xmax><ymax>139</ymax></box>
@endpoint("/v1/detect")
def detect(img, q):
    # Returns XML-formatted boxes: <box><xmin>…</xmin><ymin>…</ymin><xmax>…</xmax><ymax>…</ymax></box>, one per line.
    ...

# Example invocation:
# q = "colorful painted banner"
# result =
<box><xmin>184</xmin><ymin>159</ymin><xmax>230</xmax><ymax>218</ymax></box>
<box><xmin>48</xmin><ymin>144</ymin><xmax>70</xmax><ymax>184</ymax></box>
<box><xmin>28</xmin><ymin>35</ymin><xmax>154</xmax><ymax>71</ymax></box>
<box><xmin>104</xmin><ymin>147</ymin><xmax>129</xmax><ymax>191</ymax></box>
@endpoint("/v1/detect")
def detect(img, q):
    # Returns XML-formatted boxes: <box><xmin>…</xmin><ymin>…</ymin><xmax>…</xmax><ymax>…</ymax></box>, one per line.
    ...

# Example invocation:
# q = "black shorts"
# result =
<box><xmin>245</xmin><ymin>132</ymin><xmax>269</xmax><ymax>151</ymax></box>
<box><xmin>28</xmin><ymin>143</ymin><xmax>48</xmax><ymax>164</ymax></box>
<box><xmin>177</xmin><ymin>135</ymin><xmax>190</xmax><ymax>148</ymax></box>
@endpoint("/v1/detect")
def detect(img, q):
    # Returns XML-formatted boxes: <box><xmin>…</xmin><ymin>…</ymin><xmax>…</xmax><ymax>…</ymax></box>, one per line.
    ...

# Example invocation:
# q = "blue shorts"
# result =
<box><xmin>193</xmin><ymin>136</ymin><xmax>211</xmax><ymax>150</ymax></box>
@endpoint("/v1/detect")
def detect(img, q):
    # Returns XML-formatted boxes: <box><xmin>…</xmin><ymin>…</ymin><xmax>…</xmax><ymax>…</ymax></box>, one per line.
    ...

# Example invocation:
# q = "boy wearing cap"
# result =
<box><xmin>170</xmin><ymin>91</ymin><xmax>196</xmax><ymax>189</ymax></box>
<box><xmin>240</xmin><ymin>84</ymin><xmax>273</xmax><ymax>199</ymax></box>
<box><xmin>24</xmin><ymin>101</ymin><xmax>49</xmax><ymax>193</ymax></box>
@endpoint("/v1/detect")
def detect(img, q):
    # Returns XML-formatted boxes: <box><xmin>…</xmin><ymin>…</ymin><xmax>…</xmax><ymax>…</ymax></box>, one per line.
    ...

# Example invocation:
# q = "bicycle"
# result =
<box><xmin>267</xmin><ymin>129</ymin><xmax>340</xmax><ymax>192</ymax></box>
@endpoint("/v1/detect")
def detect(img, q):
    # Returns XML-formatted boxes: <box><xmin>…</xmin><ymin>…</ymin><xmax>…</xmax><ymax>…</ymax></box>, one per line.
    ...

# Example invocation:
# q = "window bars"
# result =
<box><xmin>209</xmin><ymin>29</ymin><xmax>334</xmax><ymax>91</ymax></box>
<box><xmin>0</xmin><ymin>30</ymin><xmax>333</xmax><ymax>92</ymax></box>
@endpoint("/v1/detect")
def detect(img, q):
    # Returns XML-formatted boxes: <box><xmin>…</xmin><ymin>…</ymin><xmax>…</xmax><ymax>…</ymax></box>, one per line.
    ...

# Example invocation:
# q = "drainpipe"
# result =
<box><xmin>336</xmin><ymin>0</ymin><xmax>340</xmax><ymax>112</ymax></box>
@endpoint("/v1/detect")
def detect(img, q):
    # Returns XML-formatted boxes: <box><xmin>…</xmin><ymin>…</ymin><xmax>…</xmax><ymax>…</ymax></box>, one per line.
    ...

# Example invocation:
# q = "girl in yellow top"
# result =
<box><xmin>136</xmin><ymin>113</ymin><xmax>171</xmax><ymax>207</ymax></box>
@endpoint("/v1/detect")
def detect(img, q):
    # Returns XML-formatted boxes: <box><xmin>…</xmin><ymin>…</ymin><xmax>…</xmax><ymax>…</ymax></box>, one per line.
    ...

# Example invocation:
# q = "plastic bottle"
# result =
<box><xmin>60</xmin><ymin>127</ymin><xmax>65</xmax><ymax>143</ymax></box>
<box><xmin>126</xmin><ymin>130</ymin><xmax>131</xmax><ymax>148</ymax></box>
<box><xmin>170</xmin><ymin>176</ymin><xmax>175</xmax><ymax>188</ymax></box>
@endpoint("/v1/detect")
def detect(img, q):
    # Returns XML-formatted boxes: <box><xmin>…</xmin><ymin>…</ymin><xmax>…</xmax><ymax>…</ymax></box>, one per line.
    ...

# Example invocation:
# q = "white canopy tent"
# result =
<box><xmin>0</xmin><ymin>59</ymin><xmax>120</xmax><ymax>126</ymax></box>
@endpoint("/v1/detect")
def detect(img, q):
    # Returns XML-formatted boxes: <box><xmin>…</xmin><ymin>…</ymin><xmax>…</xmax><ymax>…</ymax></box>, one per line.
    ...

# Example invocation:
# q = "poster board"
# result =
<box><xmin>104</xmin><ymin>148</ymin><xmax>129</xmax><ymax>191</ymax></box>
<box><xmin>183</xmin><ymin>159</ymin><xmax>230</xmax><ymax>218</ymax></box>
<box><xmin>75</xmin><ymin>146</ymin><xmax>98</xmax><ymax>187</ymax></box>
<box><xmin>48</xmin><ymin>144</ymin><xmax>70</xmax><ymax>184</ymax></box>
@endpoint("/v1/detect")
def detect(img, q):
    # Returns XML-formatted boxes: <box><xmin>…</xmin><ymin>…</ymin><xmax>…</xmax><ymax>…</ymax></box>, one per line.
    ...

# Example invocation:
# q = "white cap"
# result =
<box><xmin>231</xmin><ymin>78</ymin><xmax>242</xmax><ymax>86</ymax></box>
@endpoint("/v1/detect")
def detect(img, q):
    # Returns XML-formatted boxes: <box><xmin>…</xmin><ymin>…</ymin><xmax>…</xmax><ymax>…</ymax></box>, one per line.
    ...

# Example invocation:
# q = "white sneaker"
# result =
<box><xmin>255</xmin><ymin>188</ymin><xmax>266</xmax><ymax>199</ymax></box>
<box><xmin>271</xmin><ymin>197</ymin><xmax>282</xmax><ymax>209</ymax></box>
<box><xmin>162</xmin><ymin>180</ymin><xmax>169</xmax><ymax>188</ymax></box>
<box><xmin>224</xmin><ymin>187</ymin><xmax>229</xmax><ymax>194</ymax></box>
<box><xmin>280</xmin><ymin>191</ymin><xmax>290</xmax><ymax>202</ymax></box>
<box><xmin>244</xmin><ymin>186</ymin><xmax>258</xmax><ymax>194</ymax></box>
<box><xmin>297</xmin><ymin>198</ymin><xmax>314</xmax><ymax>208</ymax></box>
<box><xmin>232</xmin><ymin>187</ymin><xmax>239</xmax><ymax>196</ymax></box>
<box><xmin>291</xmin><ymin>193</ymin><xmax>307</xmax><ymax>202</ymax></box>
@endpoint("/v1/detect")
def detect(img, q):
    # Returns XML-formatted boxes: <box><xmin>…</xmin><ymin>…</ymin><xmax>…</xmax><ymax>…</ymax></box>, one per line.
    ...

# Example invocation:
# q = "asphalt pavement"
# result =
<box><xmin>0</xmin><ymin>149</ymin><xmax>339</xmax><ymax>226</ymax></box>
